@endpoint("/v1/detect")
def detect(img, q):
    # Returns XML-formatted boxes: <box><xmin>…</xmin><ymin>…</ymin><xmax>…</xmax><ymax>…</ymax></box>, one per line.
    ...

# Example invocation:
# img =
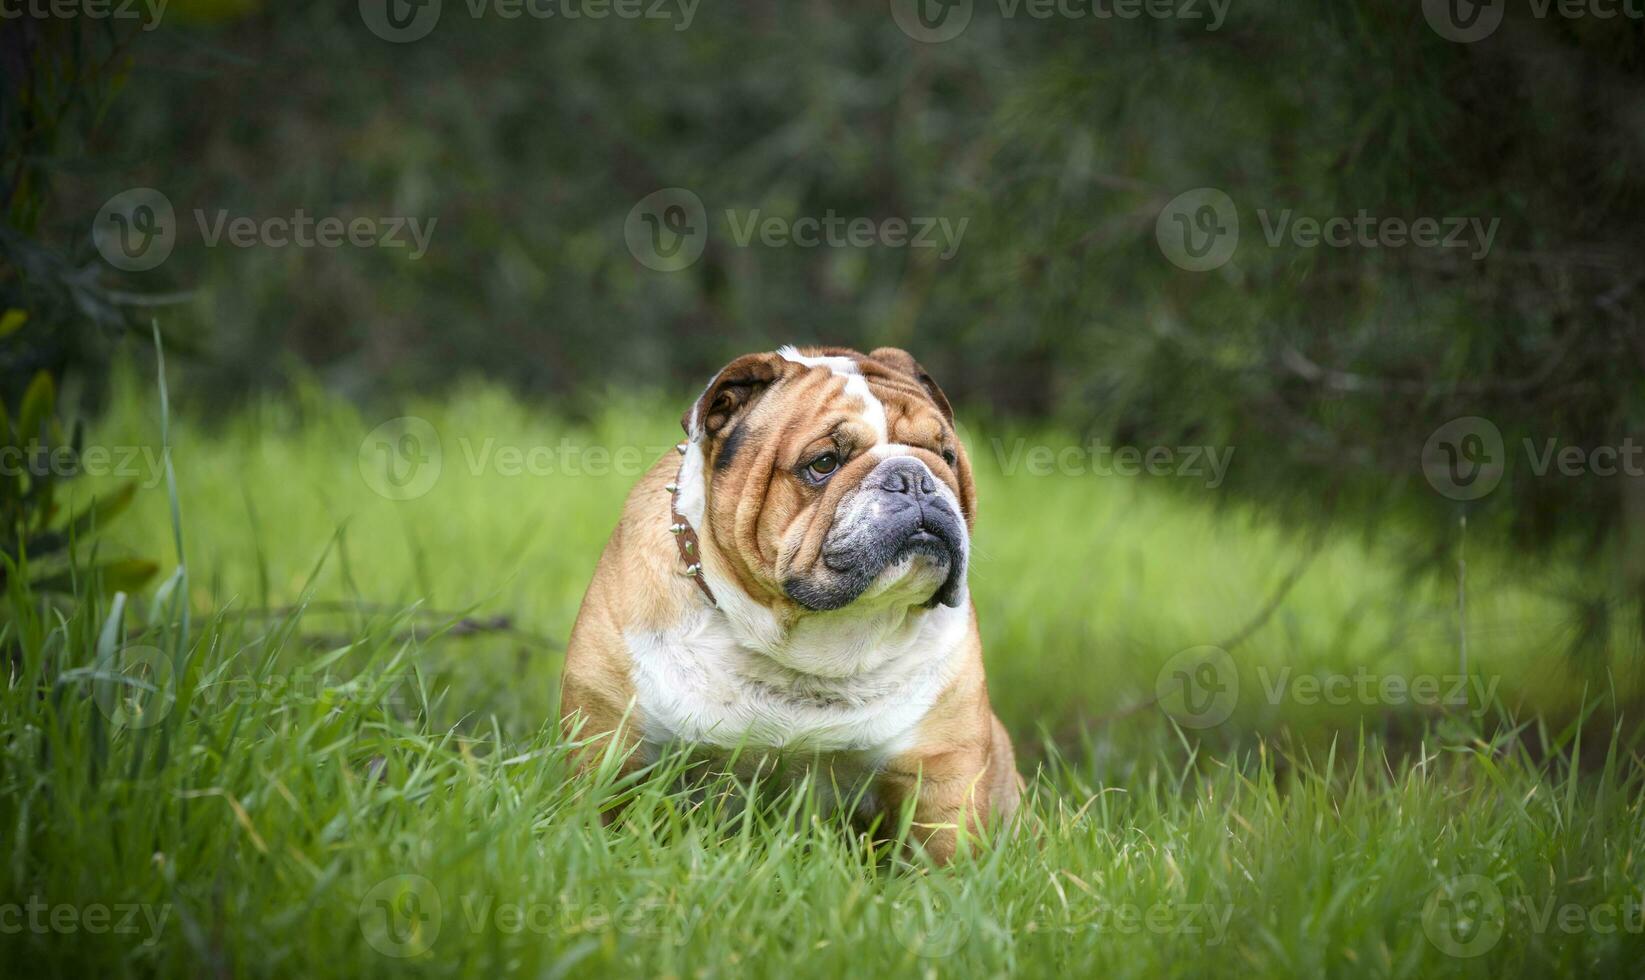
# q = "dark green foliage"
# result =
<box><xmin>1</xmin><ymin>19</ymin><xmax>157</xmax><ymax>590</ymax></box>
<box><xmin>1</xmin><ymin>19</ymin><xmax>161</xmax><ymax>407</ymax></box>
<box><xmin>10</xmin><ymin>2</ymin><xmax>1645</xmax><ymax>630</ymax></box>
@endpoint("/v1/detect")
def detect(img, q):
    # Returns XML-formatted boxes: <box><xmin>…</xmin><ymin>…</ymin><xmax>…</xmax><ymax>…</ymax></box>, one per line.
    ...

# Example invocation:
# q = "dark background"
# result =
<box><xmin>5</xmin><ymin>0</ymin><xmax>1644</xmax><ymax>652</ymax></box>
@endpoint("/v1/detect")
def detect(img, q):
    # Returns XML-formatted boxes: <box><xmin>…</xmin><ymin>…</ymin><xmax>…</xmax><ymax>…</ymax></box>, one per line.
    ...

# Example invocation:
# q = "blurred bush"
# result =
<box><xmin>1</xmin><ymin>19</ymin><xmax>158</xmax><ymax>590</ymax></box>
<box><xmin>1</xmin><ymin>19</ymin><xmax>150</xmax><ymax>408</ymax></box>
<box><xmin>6</xmin><ymin>1</ymin><xmax>1644</xmax><ymax>644</ymax></box>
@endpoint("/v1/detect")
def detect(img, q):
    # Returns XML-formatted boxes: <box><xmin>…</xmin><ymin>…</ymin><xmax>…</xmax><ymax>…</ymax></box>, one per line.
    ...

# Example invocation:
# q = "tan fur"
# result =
<box><xmin>559</xmin><ymin>346</ymin><xmax>1020</xmax><ymax>863</ymax></box>
<box><xmin>876</xmin><ymin>610</ymin><xmax>1023</xmax><ymax>862</ymax></box>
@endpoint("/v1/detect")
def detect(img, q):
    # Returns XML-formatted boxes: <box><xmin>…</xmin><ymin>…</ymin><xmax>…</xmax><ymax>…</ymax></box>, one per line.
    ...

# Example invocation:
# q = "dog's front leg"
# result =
<box><xmin>876</xmin><ymin>712</ymin><xmax>1021</xmax><ymax>865</ymax></box>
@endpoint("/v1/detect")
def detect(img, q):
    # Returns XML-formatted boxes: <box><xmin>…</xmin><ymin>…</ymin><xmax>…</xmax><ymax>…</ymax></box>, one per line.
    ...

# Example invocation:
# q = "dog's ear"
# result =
<box><xmin>682</xmin><ymin>352</ymin><xmax>786</xmax><ymax>441</ymax></box>
<box><xmin>867</xmin><ymin>347</ymin><xmax>954</xmax><ymax>423</ymax></box>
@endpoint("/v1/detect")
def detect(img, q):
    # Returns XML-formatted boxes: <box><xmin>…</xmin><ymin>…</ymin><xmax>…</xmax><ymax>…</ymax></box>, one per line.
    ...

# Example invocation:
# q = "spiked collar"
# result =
<box><xmin>665</xmin><ymin>441</ymin><xmax>717</xmax><ymax>607</ymax></box>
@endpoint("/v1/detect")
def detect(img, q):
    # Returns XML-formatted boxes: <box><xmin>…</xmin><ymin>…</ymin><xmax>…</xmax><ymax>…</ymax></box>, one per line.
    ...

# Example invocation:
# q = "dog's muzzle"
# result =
<box><xmin>785</xmin><ymin>456</ymin><xmax>967</xmax><ymax>611</ymax></box>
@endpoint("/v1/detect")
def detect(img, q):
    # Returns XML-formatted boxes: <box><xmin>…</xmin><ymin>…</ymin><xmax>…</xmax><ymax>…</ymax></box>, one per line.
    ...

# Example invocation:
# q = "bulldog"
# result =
<box><xmin>559</xmin><ymin>345</ymin><xmax>1019</xmax><ymax>863</ymax></box>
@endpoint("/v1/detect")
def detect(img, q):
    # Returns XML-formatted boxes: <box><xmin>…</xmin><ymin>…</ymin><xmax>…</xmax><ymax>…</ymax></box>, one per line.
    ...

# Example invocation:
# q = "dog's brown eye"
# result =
<box><xmin>941</xmin><ymin>449</ymin><xmax>957</xmax><ymax>467</ymax></box>
<box><xmin>804</xmin><ymin>452</ymin><xmax>841</xmax><ymax>481</ymax></box>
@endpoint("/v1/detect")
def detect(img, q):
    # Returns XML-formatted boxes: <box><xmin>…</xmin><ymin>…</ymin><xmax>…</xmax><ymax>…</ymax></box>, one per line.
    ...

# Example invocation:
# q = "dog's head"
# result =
<box><xmin>676</xmin><ymin>346</ymin><xmax>975</xmax><ymax>616</ymax></box>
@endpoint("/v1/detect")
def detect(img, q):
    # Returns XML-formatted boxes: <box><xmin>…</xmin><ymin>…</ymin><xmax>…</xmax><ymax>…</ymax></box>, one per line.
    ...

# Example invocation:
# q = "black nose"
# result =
<box><xmin>877</xmin><ymin>457</ymin><xmax>937</xmax><ymax>496</ymax></box>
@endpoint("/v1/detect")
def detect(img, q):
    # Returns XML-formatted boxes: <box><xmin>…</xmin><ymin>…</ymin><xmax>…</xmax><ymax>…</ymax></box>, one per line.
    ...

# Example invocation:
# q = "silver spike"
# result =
<box><xmin>676</xmin><ymin>442</ymin><xmax>689</xmax><ymax>454</ymax></box>
<box><xmin>669</xmin><ymin>523</ymin><xmax>685</xmax><ymax>534</ymax></box>
<box><xmin>664</xmin><ymin>482</ymin><xmax>679</xmax><ymax>493</ymax></box>
<box><xmin>684</xmin><ymin>563</ymin><xmax>702</xmax><ymax>577</ymax></box>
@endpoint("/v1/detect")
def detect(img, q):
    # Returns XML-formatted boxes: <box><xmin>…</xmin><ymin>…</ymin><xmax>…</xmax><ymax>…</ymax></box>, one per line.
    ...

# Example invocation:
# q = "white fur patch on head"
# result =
<box><xmin>776</xmin><ymin>345</ymin><xmax>888</xmax><ymax>444</ymax></box>
<box><xmin>684</xmin><ymin>345</ymin><xmax>884</xmax><ymax>523</ymax></box>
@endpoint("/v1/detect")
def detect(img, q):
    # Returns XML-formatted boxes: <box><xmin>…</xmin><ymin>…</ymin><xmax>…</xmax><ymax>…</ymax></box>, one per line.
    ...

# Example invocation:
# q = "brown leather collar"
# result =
<box><xmin>666</xmin><ymin>442</ymin><xmax>717</xmax><ymax>607</ymax></box>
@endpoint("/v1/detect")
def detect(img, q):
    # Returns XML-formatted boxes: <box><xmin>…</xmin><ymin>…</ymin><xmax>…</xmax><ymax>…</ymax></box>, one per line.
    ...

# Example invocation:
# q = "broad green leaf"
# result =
<box><xmin>32</xmin><ymin>559</ymin><xmax>159</xmax><ymax>596</ymax></box>
<box><xmin>17</xmin><ymin>371</ymin><xmax>56</xmax><ymax>447</ymax></box>
<box><xmin>23</xmin><ymin>482</ymin><xmax>141</xmax><ymax>556</ymax></box>
<box><xmin>69</xmin><ymin>481</ymin><xmax>139</xmax><ymax>537</ymax></box>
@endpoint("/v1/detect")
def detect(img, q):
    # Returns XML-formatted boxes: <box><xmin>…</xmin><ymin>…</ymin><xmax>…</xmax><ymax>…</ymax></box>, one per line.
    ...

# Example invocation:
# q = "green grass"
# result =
<box><xmin>4</xmin><ymin>372</ymin><xmax>1645</xmax><ymax>977</ymax></box>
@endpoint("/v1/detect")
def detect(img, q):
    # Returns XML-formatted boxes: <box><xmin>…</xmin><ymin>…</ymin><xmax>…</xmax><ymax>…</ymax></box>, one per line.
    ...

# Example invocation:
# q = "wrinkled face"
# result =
<box><xmin>682</xmin><ymin>346</ymin><xmax>976</xmax><ymax>615</ymax></box>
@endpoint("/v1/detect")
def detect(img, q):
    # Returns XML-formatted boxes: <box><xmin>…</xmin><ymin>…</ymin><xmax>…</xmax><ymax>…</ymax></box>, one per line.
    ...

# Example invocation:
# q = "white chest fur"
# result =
<box><xmin>624</xmin><ymin>598</ymin><xmax>969</xmax><ymax>757</ymax></box>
